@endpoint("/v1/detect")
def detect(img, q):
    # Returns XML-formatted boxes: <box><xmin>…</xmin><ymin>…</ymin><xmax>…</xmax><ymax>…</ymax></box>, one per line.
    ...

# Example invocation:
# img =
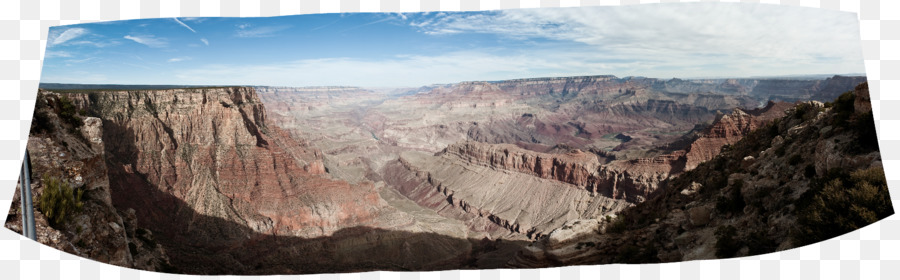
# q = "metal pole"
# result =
<box><xmin>19</xmin><ymin>166</ymin><xmax>29</xmax><ymax>238</ymax></box>
<box><xmin>20</xmin><ymin>151</ymin><xmax>36</xmax><ymax>240</ymax></box>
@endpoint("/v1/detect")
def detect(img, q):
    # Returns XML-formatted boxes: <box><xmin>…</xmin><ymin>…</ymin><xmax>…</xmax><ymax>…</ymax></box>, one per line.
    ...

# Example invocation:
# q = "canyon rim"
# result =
<box><xmin>5</xmin><ymin>3</ymin><xmax>894</xmax><ymax>276</ymax></box>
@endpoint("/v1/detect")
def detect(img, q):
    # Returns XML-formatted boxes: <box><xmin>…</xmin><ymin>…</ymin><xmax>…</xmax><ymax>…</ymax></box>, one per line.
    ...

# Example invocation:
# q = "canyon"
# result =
<box><xmin>7</xmin><ymin>74</ymin><xmax>883</xmax><ymax>274</ymax></box>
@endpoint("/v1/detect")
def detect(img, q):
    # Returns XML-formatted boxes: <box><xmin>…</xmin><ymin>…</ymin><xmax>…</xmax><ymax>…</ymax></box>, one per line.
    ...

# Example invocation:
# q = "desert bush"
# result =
<box><xmin>38</xmin><ymin>176</ymin><xmax>84</xmax><ymax>227</ymax></box>
<box><xmin>831</xmin><ymin>91</ymin><xmax>856</xmax><ymax>128</ymax></box>
<box><xmin>848</xmin><ymin>111</ymin><xmax>879</xmax><ymax>154</ymax></box>
<box><xmin>794</xmin><ymin>167</ymin><xmax>893</xmax><ymax>246</ymax></box>
<box><xmin>31</xmin><ymin>110</ymin><xmax>54</xmax><ymax>134</ymax></box>
<box><xmin>57</xmin><ymin>95</ymin><xmax>84</xmax><ymax>129</ymax></box>
<box><xmin>792</xmin><ymin>102</ymin><xmax>822</xmax><ymax>122</ymax></box>
<box><xmin>607</xmin><ymin>215</ymin><xmax>628</xmax><ymax>234</ymax></box>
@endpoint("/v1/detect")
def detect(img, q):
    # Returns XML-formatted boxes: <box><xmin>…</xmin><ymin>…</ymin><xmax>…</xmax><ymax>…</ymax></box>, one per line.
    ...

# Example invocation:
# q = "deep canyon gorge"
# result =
<box><xmin>6</xmin><ymin>75</ymin><xmax>892</xmax><ymax>274</ymax></box>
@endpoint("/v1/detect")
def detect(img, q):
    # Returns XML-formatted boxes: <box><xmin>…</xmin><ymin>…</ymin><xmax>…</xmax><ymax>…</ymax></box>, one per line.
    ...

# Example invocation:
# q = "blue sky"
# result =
<box><xmin>40</xmin><ymin>3</ymin><xmax>865</xmax><ymax>87</ymax></box>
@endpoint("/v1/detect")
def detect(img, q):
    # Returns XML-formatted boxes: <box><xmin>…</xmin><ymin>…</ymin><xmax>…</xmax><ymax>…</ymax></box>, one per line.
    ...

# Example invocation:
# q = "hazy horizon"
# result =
<box><xmin>41</xmin><ymin>3</ymin><xmax>865</xmax><ymax>87</ymax></box>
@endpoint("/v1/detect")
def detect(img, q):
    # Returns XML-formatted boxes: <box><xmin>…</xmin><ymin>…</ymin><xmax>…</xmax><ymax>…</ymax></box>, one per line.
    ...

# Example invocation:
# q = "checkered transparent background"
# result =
<box><xmin>0</xmin><ymin>0</ymin><xmax>897</xmax><ymax>279</ymax></box>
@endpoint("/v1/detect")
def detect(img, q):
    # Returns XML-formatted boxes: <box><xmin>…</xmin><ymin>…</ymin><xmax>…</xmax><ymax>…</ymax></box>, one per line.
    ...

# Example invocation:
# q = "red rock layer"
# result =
<box><xmin>440</xmin><ymin>141</ymin><xmax>672</xmax><ymax>203</ymax></box>
<box><xmin>682</xmin><ymin>102</ymin><xmax>791</xmax><ymax>170</ymax></box>
<box><xmin>64</xmin><ymin>87</ymin><xmax>385</xmax><ymax>242</ymax></box>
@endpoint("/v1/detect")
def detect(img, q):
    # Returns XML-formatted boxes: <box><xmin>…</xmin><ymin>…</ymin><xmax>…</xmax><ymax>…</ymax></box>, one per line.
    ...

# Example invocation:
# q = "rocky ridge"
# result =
<box><xmin>508</xmin><ymin>82</ymin><xmax>890</xmax><ymax>267</ymax></box>
<box><xmin>20</xmin><ymin>87</ymin><xmax>487</xmax><ymax>274</ymax></box>
<box><xmin>6</xmin><ymin>94</ymin><xmax>172</xmax><ymax>271</ymax></box>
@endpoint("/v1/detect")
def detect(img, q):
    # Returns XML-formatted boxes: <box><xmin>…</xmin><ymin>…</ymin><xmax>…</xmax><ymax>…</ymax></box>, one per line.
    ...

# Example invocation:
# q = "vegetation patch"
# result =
<box><xmin>793</xmin><ymin>167</ymin><xmax>893</xmax><ymax>246</ymax></box>
<box><xmin>38</xmin><ymin>176</ymin><xmax>84</xmax><ymax>227</ymax></box>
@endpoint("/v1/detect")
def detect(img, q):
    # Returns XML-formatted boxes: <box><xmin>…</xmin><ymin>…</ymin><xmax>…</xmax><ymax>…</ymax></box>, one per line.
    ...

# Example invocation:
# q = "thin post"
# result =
<box><xmin>18</xmin><ymin>166</ymin><xmax>29</xmax><ymax>238</ymax></box>
<box><xmin>20</xmin><ymin>151</ymin><xmax>36</xmax><ymax>240</ymax></box>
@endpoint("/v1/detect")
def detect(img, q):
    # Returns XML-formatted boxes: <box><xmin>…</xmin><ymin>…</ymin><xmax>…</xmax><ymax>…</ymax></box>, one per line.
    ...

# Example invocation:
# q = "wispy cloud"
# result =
<box><xmin>68</xmin><ymin>40</ymin><xmax>120</xmax><ymax>48</ymax></box>
<box><xmin>340</xmin><ymin>17</ymin><xmax>395</xmax><ymax>32</ymax></box>
<box><xmin>167</xmin><ymin>57</ymin><xmax>191</xmax><ymax>63</ymax></box>
<box><xmin>124</xmin><ymin>35</ymin><xmax>168</xmax><ymax>48</ymax></box>
<box><xmin>173</xmin><ymin>18</ymin><xmax>197</xmax><ymax>33</ymax></box>
<box><xmin>49</xmin><ymin>28</ymin><xmax>88</xmax><ymax>46</ymax></box>
<box><xmin>200</xmin><ymin>38</ymin><xmax>209</xmax><ymax>46</ymax></box>
<box><xmin>234</xmin><ymin>24</ymin><xmax>291</xmax><ymax>38</ymax></box>
<box><xmin>408</xmin><ymin>4</ymin><xmax>864</xmax><ymax>77</ymax></box>
<box><xmin>65</xmin><ymin>57</ymin><xmax>96</xmax><ymax>64</ymax></box>
<box><xmin>45</xmin><ymin>50</ymin><xmax>72</xmax><ymax>58</ymax></box>
<box><xmin>181</xmin><ymin>17</ymin><xmax>208</xmax><ymax>23</ymax></box>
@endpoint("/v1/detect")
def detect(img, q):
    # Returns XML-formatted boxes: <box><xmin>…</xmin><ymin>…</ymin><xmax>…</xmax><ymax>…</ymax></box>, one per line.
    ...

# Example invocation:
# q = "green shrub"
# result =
<box><xmin>831</xmin><ymin>91</ymin><xmax>856</xmax><ymax>128</ymax></box>
<box><xmin>38</xmin><ymin>176</ymin><xmax>84</xmax><ymax>227</ymax></box>
<box><xmin>31</xmin><ymin>110</ymin><xmax>54</xmax><ymax>134</ymax></box>
<box><xmin>607</xmin><ymin>215</ymin><xmax>628</xmax><ymax>234</ymax></box>
<box><xmin>57</xmin><ymin>95</ymin><xmax>84</xmax><ymax>129</ymax></box>
<box><xmin>794</xmin><ymin>167</ymin><xmax>893</xmax><ymax>246</ymax></box>
<box><xmin>792</xmin><ymin>102</ymin><xmax>821</xmax><ymax>122</ymax></box>
<box><xmin>848</xmin><ymin>111</ymin><xmax>879</xmax><ymax>154</ymax></box>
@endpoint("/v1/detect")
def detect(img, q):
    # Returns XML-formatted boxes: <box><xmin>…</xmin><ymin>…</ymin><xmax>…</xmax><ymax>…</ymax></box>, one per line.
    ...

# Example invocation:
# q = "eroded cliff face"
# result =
<box><xmin>63</xmin><ymin>87</ymin><xmax>386</xmax><ymax>241</ymax></box>
<box><xmin>384</xmin><ymin>150</ymin><xmax>631</xmax><ymax>240</ymax></box>
<box><xmin>6</xmin><ymin>93</ymin><xmax>171</xmax><ymax>271</ymax></box>
<box><xmin>681</xmin><ymin>101</ymin><xmax>793</xmax><ymax>170</ymax></box>
<box><xmin>439</xmin><ymin>142</ymin><xmax>673</xmax><ymax>202</ymax></box>
<box><xmin>509</xmin><ymin>83</ymin><xmax>889</xmax><ymax>268</ymax></box>
<box><xmin>40</xmin><ymin>87</ymin><xmax>484</xmax><ymax>274</ymax></box>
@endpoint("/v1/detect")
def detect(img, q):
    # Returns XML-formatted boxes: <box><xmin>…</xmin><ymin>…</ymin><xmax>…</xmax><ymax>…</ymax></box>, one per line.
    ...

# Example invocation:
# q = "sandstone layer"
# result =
<box><xmin>6</xmin><ymin>94</ymin><xmax>171</xmax><ymax>270</ymax></box>
<box><xmin>509</xmin><ymin>83</ymin><xmax>889</xmax><ymax>267</ymax></box>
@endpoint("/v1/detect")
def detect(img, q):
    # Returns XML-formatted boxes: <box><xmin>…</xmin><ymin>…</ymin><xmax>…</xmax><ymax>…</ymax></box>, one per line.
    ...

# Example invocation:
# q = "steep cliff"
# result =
<box><xmin>29</xmin><ymin>87</ymin><xmax>488</xmax><ymax>274</ymax></box>
<box><xmin>509</xmin><ymin>82</ymin><xmax>891</xmax><ymax>267</ymax></box>
<box><xmin>6</xmin><ymin>93</ymin><xmax>171</xmax><ymax>271</ymax></box>
<box><xmin>439</xmin><ymin>142</ymin><xmax>673</xmax><ymax>202</ymax></box>
<box><xmin>63</xmin><ymin>87</ymin><xmax>386</xmax><ymax>241</ymax></box>
<box><xmin>383</xmin><ymin>150</ymin><xmax>631</xmax><ymax>240</ymax></box>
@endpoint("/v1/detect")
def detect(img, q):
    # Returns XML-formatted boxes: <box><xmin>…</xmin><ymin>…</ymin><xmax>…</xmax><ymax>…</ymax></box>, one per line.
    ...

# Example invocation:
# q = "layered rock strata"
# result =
<box><xmin>6</xmin><ymin>94</ymin><xmax>171</xmax><ymax>270</ymax></box>
<box><xmin>384</xmin><ymin>151</ymin><xmax>632</xmax><ymax>240</ymax></box>
<box><xmin>509</xmin><ymin>83</ymin><xmax>889</xmax><ymax>267</ymax></box>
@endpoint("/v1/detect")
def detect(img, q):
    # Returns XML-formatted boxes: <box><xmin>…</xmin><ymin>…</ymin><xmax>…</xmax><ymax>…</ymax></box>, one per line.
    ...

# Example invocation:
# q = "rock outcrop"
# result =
<box><xmin>24</xmin><ymin>87</ymin><xmax>491</xmax><ymax>274</ymax></box>
<box><xmin>439</xmin><ymin>141</ymin><xmax>672</xmax><ymax>202</ymax></box>
<box><xmin>508</xmin><ymin>82</ymin><xmax>890</xmax><ymax>267</ymax></box>
<box><xmin>6</xmin><ymin>94</ymin><xmax>171</xmax><ymax>271</ymax></box>
<box><xmin>383</xmin><ymin>150</ymin><xmax>632</xmax><ymax>240</ymax></box>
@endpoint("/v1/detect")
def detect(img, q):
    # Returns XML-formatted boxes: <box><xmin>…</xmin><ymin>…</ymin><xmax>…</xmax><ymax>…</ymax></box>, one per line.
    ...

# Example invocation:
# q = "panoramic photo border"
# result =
<box><xmin>0</xmin><ymin>0</ymin><xmax>897</xmax><ymax>279</ymax></box>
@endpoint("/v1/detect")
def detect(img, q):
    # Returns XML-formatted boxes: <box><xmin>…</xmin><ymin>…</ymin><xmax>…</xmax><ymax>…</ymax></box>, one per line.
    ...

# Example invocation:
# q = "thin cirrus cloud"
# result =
<box><xmin>40</xmin><ymin>4</ymin><xmax>866</xmax><ymax>87</ymax></box>
<box><xmin>234</xmin><ymin>24</ymin><xmax>291</xmax><ymax>38</ymax></box>
<box><xmin>49</xmin><ymin>27</ymin><xmax>88</xmax><ymax>46</ymax></box>
<box><xmin>167</xmin><ymin>57</ymin><xmax>191</xmax><ymax>63</ymax></box>
<box><xmin>407</xmin><ymin>4</ymin><xmax>864</xmax><ymax>78</ymax></box>
<box><xmin>124</xmin><ymin>35</ymin><xmax>168</xmax><ymax>48</ymax></box>
<box><xmin>173</xmin><ymin>18</ymin><xmax>197</xmax><ymax>33</ymax></box>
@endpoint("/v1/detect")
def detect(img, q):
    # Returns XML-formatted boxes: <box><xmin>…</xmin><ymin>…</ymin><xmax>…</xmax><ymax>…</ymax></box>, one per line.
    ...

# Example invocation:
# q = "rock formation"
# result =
<box><xmin>6</xmin><ymin>93</ymin><xmax>172</xmax><ymax>271</ymax></box>
<box><xmin>508</xmin><ymin>83</ymin><xmax>890</xmax><ymax>267</ymax></box>
<box><xmin>9</xmin><ymin>74</ymin><xmax>875</xmax><ymax>275</ymax></box>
